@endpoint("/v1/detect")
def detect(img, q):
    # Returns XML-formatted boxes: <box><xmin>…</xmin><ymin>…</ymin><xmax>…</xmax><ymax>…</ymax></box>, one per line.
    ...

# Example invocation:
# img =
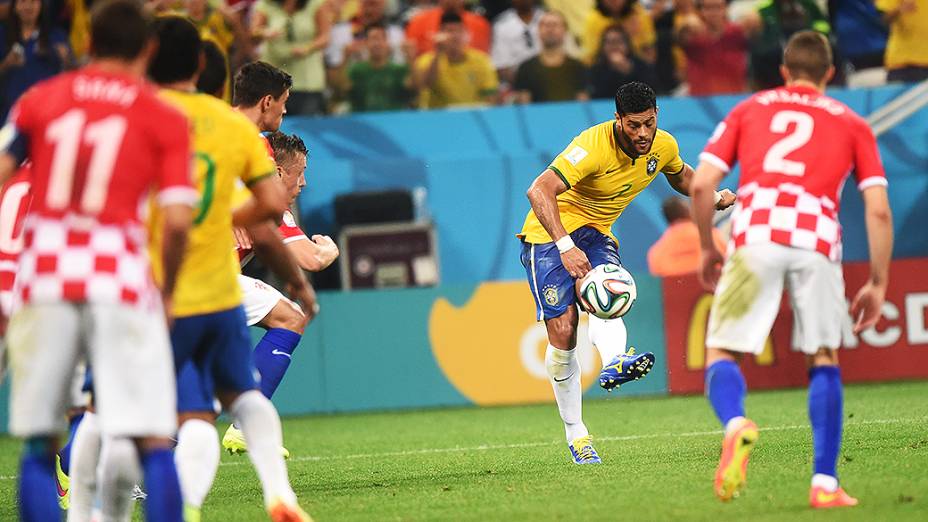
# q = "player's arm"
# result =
<box><xmin>158</xmin><ymin>203</ymin><xmax>193</xmax><ymax>302</ymax></box>
<box><xmin>0</xmin><ymin>103</ymin><xmax>29</xmax><ymax>185</ymax></box>
<box><xmin>664</xmin><ymin>162</ymin><xmax>736</xmax><ymax>208</ymax></box>
<box><xmin>232</xmin><ymin>177</ymin><xmax>288</xmax><ymax>227</ymax></box>
<box><xmin>526</xmin><ymin>168</ymin><xmax>592</xmax><ymax>278</ymax></box>
<box><xmin>248</xmin><ymin>221</ymin><xmax>318</xmax><ymax>321</ymax></box>
<box><xmin>850</xmin><ymin>186</ymin><xmax>893</xmax><ymax>333</ymax></box>
<box><xmin>287</xmin><ymin>234</ymin><xmax>339</xmax><ymax>272</ymax></box>
<box><xmin>689</xmin><ymin>160</ymin><xmax>727</xmax><ymax>291</ymax></box>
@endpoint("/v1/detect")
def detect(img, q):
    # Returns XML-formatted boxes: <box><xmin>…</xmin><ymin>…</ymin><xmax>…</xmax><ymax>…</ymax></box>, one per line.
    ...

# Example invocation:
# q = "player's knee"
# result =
<box><xmin>705</xmin><ymin>348</ymin><xmax>742</xmax><ymax>367</ymax></box>
<box><xmin>808</xmin><ymin>348</ymin><xmax>839</xmax><ymax>367</ymax></box>
<box><xmin>264</xmin><ymin>301</ymin><xmax>306</xmax><ymax>334</ymax></box>
<box><xmin>546</xmin><ymin>316</ymin><xmax>578</xmax><ymax>349</ymax></box>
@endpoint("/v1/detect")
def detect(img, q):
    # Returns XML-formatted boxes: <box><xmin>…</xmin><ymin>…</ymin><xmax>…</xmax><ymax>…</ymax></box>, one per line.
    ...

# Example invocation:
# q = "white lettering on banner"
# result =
<box><xmin>860</xmin><ymin>302</ymin><xmax>901</xmax><ymax>347</ymax></box>
<box><xmin>906</xmin><ymin>293</ymin><xmax>928</xmax><ymax>344</ymax></box>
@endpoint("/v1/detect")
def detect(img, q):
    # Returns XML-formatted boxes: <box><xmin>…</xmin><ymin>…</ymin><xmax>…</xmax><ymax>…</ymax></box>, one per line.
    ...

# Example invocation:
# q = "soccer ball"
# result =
<box><xmin>575</xmin><ymin>264</ymin><xmax>636</xmax><ymax>319</ymax></box>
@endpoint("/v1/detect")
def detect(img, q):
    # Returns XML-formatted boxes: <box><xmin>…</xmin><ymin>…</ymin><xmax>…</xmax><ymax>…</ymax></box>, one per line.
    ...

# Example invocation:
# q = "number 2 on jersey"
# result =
<box><xmin>762</xmin><ymin>110</ymin><xmax>813</xmax><ymax>177</ymax></box>
<box><xmin>45</xmin><ymin>108</ymin><xmax>127</xmax><ymax>214</ymax></box>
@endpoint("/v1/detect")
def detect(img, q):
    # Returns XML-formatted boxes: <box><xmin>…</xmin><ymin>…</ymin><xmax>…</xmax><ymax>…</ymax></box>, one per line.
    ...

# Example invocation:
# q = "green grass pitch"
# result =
<box><xmin>0</xmin><ymin>380</ymin><xmax>926</xmax><ymax>521</ymax></box>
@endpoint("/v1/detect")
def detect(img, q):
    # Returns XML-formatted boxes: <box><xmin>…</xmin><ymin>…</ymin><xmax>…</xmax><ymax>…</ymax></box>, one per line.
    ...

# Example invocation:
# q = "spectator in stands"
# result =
<box><xmin>0</xmin><ymin>0</ymin><xmax>71</xmax><ymax>120</ymax></box>
<box><xmin>406</xmin><ymin>0</ymin><xmax>491</xmax><ymax>56</ymax></box>
<box><xmin>480</xmin><ymin>0</ymin><xmax>510</xmax><ymax>22</ymax></box>
<box><xmin>647</xmin><ymin>196</ymin><xmax>726</xmax><ymax>278</ymax></box>
<box><xmin>513</xmin><ymin>10</ymin><xmax>587</xmax><ymax>103</ymax></box>
<box><xmin>327</xmin><ymin>0</ymin><xmax>406</xmax><ymax>68</ymax></box>
<box><xmin>251</xmin><ymin>0</ymin><xmax>334</xmax><ymax>115</ymax></box>
<box><xmin>877</xmin><ymin>0</ymin><xmax>928</xmax><ymax>83</ymax></box>
<box><xmin>650</xmin><ymin>0</ymin><xmax>694</xmax><ymax>94</ymax></box>
<box><xmin>830</xmin><ymin>0</ymin><xmax>887</xmax><ymax>72</ymax></box>
<box><xmin>677</xmin><ymin>0</ymin><xmax>751</xmax><ymax>96</ymax></box>
<box><xmin>749</xmin><ymin>0</ymin><xmax>833</xmax><ymax>90</ymax></box>
<box><xmin>588</xmin><ymin>25</ymin><xmax>656</xmax><ymax>99</ymax></box>
<box><xmin>544</xmin><ymin>0</ymin><xmax>593</xmax><ymax>44</ymax></box>
<box><xmin>582</xmin><ymin>0</ymin><xmax>656</xmax><ymax>64</ymax></box>
<box><xmin>413</xmin><ymin>10</ymin><xmax>498</xmax><ymax>109</ymax></box>
<box><xmin>491</xmin><ymin>0</ymin><xmax>543</xmax><ymax>86</ymax></box>
<box><xmin>348</xmin><ymin>22</ymin><xmax>414</xmax><ymax>111</ymax></box>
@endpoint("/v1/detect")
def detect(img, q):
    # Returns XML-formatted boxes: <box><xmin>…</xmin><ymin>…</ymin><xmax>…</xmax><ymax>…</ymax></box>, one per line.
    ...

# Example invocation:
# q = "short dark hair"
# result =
<box><xmin>148</xmin><ymin>16</ymin><xmax>201</xmax><ymax>85</ymax></box>
<box><xmin>661</xmin><ymin>196</ymin><xmax>690</xmax><ymax>224</ymax></box>
<box><xmin>615</xmin><ymin>81</ymin><xmax>656</xmax><ymax>116</ymax></box>
<box><xmin>364</xmin><ymin>21</ymin><xmax>387</xmax><ymax>37</ymax></box>
<box><xmin>197</xmin><ymin>39</ymin><xmax>229</xmax><ymax>98</ymax></box>
<box><xmin>783</xmin><ymin>30</ymin><xmax>832</xmax><ymax>83</ymax></box>
<box><xmin>267</xmin><ymin>131</ymin><xmax>308</xmax><ymax>166</ymax></box>
<box><xmin>232</xmin><ymin>61</ymin><xmax>293</xmax><ymax>108</ymax></box>
<box><xmin>440</xmin><ymin>10</ymin><xmax>463</xmax><ymax>27</ymax></box>
<box><xmin>90</xmin><ymin>0</ymin><xmax>154</xmax><ymax>61</ymax></box>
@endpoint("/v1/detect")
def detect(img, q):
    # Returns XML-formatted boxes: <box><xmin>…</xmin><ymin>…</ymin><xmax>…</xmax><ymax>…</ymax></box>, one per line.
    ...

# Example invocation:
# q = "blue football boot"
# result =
<box><xmin>599</xmin><ymin>348</ymin><xmax>655</xmax><ymax>391</ymax></box>
<box><xmin>568</xmin><ymin>435</ymin><xmax>602</xmax><ymax>464</ymax></box>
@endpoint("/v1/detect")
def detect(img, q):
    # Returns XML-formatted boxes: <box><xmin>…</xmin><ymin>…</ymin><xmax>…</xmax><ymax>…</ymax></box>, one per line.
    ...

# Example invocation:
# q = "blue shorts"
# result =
<box><xmin>172</xmin><ymin>306</ymin><xmax>257</xmax><ymax>413</ymax></box>
<box><xmin>520</xmin><ymin>226</ymin><xmax>621</xmax><ymax>321</ymax></box>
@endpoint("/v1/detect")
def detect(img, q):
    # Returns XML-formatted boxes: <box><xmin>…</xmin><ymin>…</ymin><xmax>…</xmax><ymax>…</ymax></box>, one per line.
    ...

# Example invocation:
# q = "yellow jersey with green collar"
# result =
<box><xmin>148</xmin><ymin>90</ymin><xmax>276</xmax><ymax>317</ymax></box>
<box><xmin>519</xmin><ymin>121</ymin><xmax>685</xmax><ymax>244</ymax></box>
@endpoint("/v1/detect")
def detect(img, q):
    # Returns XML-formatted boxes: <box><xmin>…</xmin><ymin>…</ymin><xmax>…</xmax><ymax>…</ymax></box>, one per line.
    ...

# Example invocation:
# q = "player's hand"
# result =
<box><xmin>286</xmin><ymin>279</ymin><xmax>320</xmax><ymax>322</ymax></box>
<box><xmin>233</xmin><ymin>227</ymin><xmax>252</xmax><ymax>250</ymax></box>
<box><xmin>850</xmin><ymin>281</ymin><xmax>886</xmax><ymax>334</ymax></box>
<box><xmin>698</xmin><ymin>246</ymin><xmax>724</xmax><ymax>291</ymax></box>
<box><xmin>311</xmin><ymin>234</ymin><xmax>340</xmax><ymax>264</ymax></box>
<box><xmin>715</xmin><ymin>189</ymin><xmax>737</xmax><ymax>210</ymax></box>
<box><xmin>560</xmin><ymin>247</ymin><xmax>592</xmax><ymax>279</ymax></box>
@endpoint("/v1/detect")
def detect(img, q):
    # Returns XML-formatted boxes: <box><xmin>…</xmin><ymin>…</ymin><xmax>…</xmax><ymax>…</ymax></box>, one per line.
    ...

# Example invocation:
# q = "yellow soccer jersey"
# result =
<box><xmin>519</xmin><ymin>121</ymin><xmax>684</xmax><ymax>244</ymax></box>
<box><xmin>149</xmin><ymin>90</ymin><xmax>276</xmax><ymax>317</ymax></box>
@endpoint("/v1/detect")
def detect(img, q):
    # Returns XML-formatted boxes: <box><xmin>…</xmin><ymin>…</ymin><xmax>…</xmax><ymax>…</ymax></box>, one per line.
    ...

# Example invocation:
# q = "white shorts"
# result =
<box><xmin>238</xmin><ymin>274</ymin><xmax>301</xmax><ymax>326</ymax></box>
<box><xmin>707</xmin><ymin>243</ymin><xmax>846</xmax><ymax>355</ymax></box>
<box><xmin>6</xmin><ymin>303</ymin><xmax>177</xmax><ymax>438</ymax></box>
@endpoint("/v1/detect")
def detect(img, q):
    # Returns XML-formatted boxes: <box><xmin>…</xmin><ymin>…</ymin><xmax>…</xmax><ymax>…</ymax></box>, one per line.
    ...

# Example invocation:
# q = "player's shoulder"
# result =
<box><xmin>654</xmin><ymin>128</ymin><xmax>679</xmax><ymax>147</ymax></box>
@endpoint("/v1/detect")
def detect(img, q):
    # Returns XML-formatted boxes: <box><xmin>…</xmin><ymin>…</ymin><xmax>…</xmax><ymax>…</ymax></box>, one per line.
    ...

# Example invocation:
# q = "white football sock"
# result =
<box><xmin>545</xmin><ymin>344</ymin><xmax>588</xmax><ymax>442</ymax></box>
<box><xmin>230</xmin><ymin>390</ymin><xmax>297</xmax><ymax>507</ymax></box>
<box><xmin>97</xmin><ymin>436</ymin><xmax>140</xmax><ymax>522</ymax></box>
<box><xmin>175</xmin><ymin>419</ymin><xmax>220</xmax><ymax>509</ymax></box>
<box><xmin>588</xmin><ymin>316</ymin><xmax>627</xmax><ymax>369</ymax></box>
<box><xmin>67</xmin><ymin>411</ymin><xmax>102</xmax><ymax>522</ymax></box>
<box><xmin>811</xmin><ymin>473</ymin><xmax>839</xmax><ymax>492</ymax></box>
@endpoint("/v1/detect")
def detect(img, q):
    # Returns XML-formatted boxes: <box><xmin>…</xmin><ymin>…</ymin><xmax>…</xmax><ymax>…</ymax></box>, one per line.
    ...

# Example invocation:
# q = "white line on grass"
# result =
<box><xmin>0</xmin><ymin>416</ymin><xmax>919</xmax><ymax>480</ymax></box>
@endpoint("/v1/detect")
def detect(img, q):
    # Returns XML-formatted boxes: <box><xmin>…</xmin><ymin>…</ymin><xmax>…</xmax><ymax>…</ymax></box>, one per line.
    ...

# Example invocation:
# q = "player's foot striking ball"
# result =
<box><xmin>599</xmin><ymin>348</ymin><xmax>655</xmax><ymax>391</ymax></box>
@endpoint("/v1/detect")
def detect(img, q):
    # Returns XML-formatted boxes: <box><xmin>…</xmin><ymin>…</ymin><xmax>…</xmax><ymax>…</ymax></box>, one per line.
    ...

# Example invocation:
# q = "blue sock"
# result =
<box><xmin>58</xmin><ymin>412</ymin><xmax>84</xmax><ymax>475</ymax></box>
<box><xmin>253</xmin><ymin>328</ymin><xmax>301</xmax><ymax>399</ymax></box>
<box><xmin>705</xmin><ymin>360</ymin><xmax>747</xmax><ymax>427</ymax></box>
<box><xmin>19</xmin><ymin>437</ymin><xmax>59</xmax><ymax>522</ymax></box>
<box><xmin>809</xmin><ymin>366</ymin><xmax>843</xmax><ymax>478</ymax></box>
<box><xmin>141</xmin><ymin>448</ymin><xmax>182</xmax><ymax>522</ymax></box>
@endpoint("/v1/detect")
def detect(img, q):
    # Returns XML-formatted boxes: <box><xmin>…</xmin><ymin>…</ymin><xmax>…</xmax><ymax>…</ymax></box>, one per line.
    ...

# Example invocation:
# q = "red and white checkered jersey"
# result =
<box><xmin>237</xmin><ymin>210</ymin><xmax>308</xmax><ymax>265</ymax></box>
<box><xmin>700</xmin><ymin>85</ymin><xmax>886</xmax><ymax>261</ymax></box>
<box><xmin>0</xmin><ymin>165</ymin><xmax>31</xmax><ymax>316</ymax></box>
<box><xmin>3</xmin><ymin>67</ymin><xmax>195</xmax><ymax>308</ymax></box>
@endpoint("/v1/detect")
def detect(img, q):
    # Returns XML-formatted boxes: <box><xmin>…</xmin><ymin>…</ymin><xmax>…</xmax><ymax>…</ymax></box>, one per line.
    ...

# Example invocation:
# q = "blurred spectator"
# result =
<box><xmin>399</xmin><ymin>0</ymin><xmax>435</xmax><ymax>25</ymax></box>
<box><xmin>480</xmin><ymin>0</ymin><xmax>509</xmax><ymax>21</ymax></box>
<box><xmin>0</xmin><ymin>0</ymin><xmax>71</xmax><ymax>120</ymax></box>
<box><xmin>491</xmin><ymin>0</ymin><xmax>543</xmax><ymax>86</ymax></box>
<box><xmin>830</xmin><ymin>0</ymin><xmax>887</xmax><ymax>71</ymax></box>
<box><xmin>251</xmin><ymin>0</ymin><xmax>334</xmax><ymax>115</ymax></box>
<box><xmin>544</xmin><ymin>0</ymin><xmax>593</xmax><ymax>42</ymax></box>
<box><xmin>327</xmin><ymin>0</ymin><xmax>406</xmax><ymax>67</ymax></box>
<box><xmin>348</xmin><ymin>22</ymin><xmax>414</xmax><ymax>111</ymax></box>
<box><xmin>512</xmin><ymin>10</ymin><xmax>587</xmax><ymax>103</ymax></box>
<box><xmin>876</xmin><ymin>0</ymin><xmax>928</xmax><ymax>82</ymax></box>
<box><xmin>749</xmin><ymin>0</ymin><xmax>832</xmax><ymax>90</ymax></box>
<box><xmin>413</xmin><ymin>10</ymin><xmax>498</xmax><ymax>108</ymax></box>
<box><xmin>676</xmin><ymin>0</ymin><xmax>751</xmax><ymax>96</ymax></box>
<box><xmin>406</xmin><ymin>0</ymin><xmax>491</xmax><ymax>56</ymax></box>
<box><xmin>647</xmin><ymin>196</ymin><xmax>726</xmax><ymax>277</ymax></box>
<box><xmin>650</xmin><ymin>0</ymin><xmax>694</xmax><ymax>94</ymax></box>
<box><xmin>588</xmin><ymin>25</ymin><xmax>656</xmax><ymax>99</ymax></box>
<box><xmin>180</xmin><ymin>0</ymin><xmax>235</xmax><ymax>52</ymax></box>
<box><xmin>582</xmin><ymin>0</ymin><xmax>656</xmax><ymax>64</ymax></box>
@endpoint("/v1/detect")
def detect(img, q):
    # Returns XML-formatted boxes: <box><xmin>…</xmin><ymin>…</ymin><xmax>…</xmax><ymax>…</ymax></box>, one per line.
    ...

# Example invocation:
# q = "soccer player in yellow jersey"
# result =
<box><xmin>147</xmin><ymin>17</ymin><xmax>315</xmax><ymax>522</ymax></box>
<box><xmin>519</xmin><ymin>82</ymin><xmax>735</xmax><ymax>463</ymax></box>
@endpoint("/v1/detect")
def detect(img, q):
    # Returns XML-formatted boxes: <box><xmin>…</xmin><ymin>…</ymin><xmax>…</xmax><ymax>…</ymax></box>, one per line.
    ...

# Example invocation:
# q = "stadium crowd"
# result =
<box><xmin>0</xmin><ymin>0</ymin><xmax>925</xmax><ymax>117</ymax></box>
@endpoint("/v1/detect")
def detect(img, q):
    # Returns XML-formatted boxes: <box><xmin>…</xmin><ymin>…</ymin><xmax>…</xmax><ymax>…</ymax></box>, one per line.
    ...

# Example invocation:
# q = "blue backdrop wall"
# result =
<box><xmin>283</xmin><ymin>84</ymin><xmax>928</xmax><ymax>284</ymax></box>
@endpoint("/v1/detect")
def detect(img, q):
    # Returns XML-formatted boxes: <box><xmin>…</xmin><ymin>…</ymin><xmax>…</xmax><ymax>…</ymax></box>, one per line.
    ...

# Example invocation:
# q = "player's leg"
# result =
<box><xmin>212</xmin><ymin>306</ymin><xmax>309</xmax><ymax>519</ymax></box>
<box><xmin>97</xmin><ymin>435</ymin><xmax>142</xmax><ymax>521</ymax></box>
<box><xmin>88</xmin><ymin>304</ymin><xmax>182</xmax><ymax>522</ymax></box>
<box><xmin>787</xmin><ymin>254</ymin><xmax>858</xmax><ymax>508</ymax></box>
<box><xmin>253</xmin><ymin>298</ymin><xmax>306</xmax><ymax>399</ymax></box>
<box><xmin>579</xmin><ymin>228</ymin><xmax>655</xmax><ymax>390</ymax></box>
<box><xmin>7</xmin><ymin>303</ymin><xmax>84</xmax><ymax>521</ymax></box>
<box><xmin>66</xmin><ymin>407</ymin><xmax>102</xmax><ymax>522</ymax></box>
<box><xmin>705</xmin><ymin>245</ymin><xmax>787</xmax><ymax>501</ymax></box>
<box><xmin>56</xmin><ymin>362</ymin><xmax>91</xmax><ymax>509</ymax></box>
<box><xmin>521</xmin><ymin>237</ymin><xmax>598</xmax><ymax>464</ymax></box>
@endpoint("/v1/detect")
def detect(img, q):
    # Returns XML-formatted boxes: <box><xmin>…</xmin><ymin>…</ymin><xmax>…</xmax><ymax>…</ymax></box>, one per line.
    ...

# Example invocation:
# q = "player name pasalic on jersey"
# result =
<box><xmin>753</xmin><ymin>89</ymin><xmax>846</xmax><ymax>115</ymax></box>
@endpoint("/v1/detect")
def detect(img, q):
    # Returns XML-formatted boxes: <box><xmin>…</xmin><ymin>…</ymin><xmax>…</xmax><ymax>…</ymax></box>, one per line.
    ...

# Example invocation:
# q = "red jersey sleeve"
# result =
<box><xmin>850</xmin><ymin>115</ymin><xmax>887</xmax><ymax>191</ymax></box>
<box><xmin>0</xmin><ymin>87</ymin><xmax>37</xmax><ymax>164</ymax></box>
<box><xmin>279</xmin><ymin>210</ymin><xmax>308</xmax><ymax>244</ymax></box>
<box><xmin>700</xmin><ymin>98</ymin><xmax>749</xmax><ymax>174</ymax></box>
<box><xmin>152</xmin><ymin>101</ymin><xmax>197</xmax><ymax>207</ymax></box>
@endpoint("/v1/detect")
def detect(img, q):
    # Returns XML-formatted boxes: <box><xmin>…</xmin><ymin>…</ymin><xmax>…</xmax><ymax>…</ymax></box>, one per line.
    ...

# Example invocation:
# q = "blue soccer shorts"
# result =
<box><xmin>520</xmin><ymin>226</ymin><xmax>621</xmax><ymax>321</ymax></box>
<box><xmin>172</xmin><ymin>306</ymin><xmax>257</xmax><ymax>413</ymax></box>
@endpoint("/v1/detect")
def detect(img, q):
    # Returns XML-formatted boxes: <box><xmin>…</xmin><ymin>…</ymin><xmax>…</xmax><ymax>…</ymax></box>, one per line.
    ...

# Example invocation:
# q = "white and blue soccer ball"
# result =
<box><xmin>575</xmin><ymin>263</ymin><xmax>636</xmax><ymax>319</ymax></box>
